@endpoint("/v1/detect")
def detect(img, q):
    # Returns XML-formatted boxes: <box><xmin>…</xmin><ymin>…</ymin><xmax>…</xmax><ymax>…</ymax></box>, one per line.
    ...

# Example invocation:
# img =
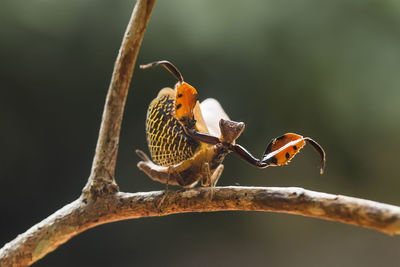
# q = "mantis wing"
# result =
<box><xmin>200</xmin><ymin>98</ymin><xmax>230</xmax><ymax>138</ymax></box>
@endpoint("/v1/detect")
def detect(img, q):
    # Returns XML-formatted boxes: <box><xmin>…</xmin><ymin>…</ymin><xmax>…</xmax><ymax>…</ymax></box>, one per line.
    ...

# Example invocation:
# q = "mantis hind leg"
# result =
<box><xmin>201</xmin><ymin>163</ymin><xmax>224</xmax><ymax>187</ymax></box>
<box><xmin>201</xmin><ymin>163</ymin><xmax>224</xmax><ymax>200</ymax></box>
<box><xmin>156</xmin><ymin>166</ymin><xmax>175</xmax><ymax>211</ymax></box>
<box><xmin>210</xmin><ymin>164</ymin><xmax>224</xmax><ymax>187</ymax></box>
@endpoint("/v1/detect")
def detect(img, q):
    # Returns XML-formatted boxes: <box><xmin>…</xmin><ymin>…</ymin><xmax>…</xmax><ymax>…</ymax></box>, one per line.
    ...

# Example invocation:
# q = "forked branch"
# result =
<box><xmin>1</xmin><ymin>0</ymin><xmax>400</xmax><ymax>266</ymax></box>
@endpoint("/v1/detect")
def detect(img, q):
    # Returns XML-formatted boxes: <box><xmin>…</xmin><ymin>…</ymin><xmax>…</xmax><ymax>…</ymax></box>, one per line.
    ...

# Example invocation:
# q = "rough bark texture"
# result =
<box><xmin>82</xmin><ymin>0</ymin><xmax>156</xmax><ymax>200</ymax></box>
<box><xmin>1</xmin><ymin>0</ymin><xmax>400</xmax><ymax>266</ymax></box>
<box><xmin>2</xmin><ymin>186</ymin><xmax>400</xmax><ymax>266</ymax></box>
<box><xmin>0</xmin><ymin>0</ymin><xmax>156</xmax><ymax>265</ymax></box>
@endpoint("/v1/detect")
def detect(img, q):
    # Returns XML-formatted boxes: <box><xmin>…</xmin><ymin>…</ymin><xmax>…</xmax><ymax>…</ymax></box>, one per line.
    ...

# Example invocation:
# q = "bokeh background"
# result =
<box><xmin>1</xmin><ymin>0</ymin><xmax>400</xmax><ymax>266</ymax></box>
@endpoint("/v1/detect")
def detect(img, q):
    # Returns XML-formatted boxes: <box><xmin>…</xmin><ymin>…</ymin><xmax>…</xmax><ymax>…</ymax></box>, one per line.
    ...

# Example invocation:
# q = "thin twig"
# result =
<box><xmin>1</xmin><ymin>186</ymin><xmax>400</xmax><ymax>266</ymax></box>
<box><xmin>82</xmin><ymin>0</ymin><xmax>156</xmax><ymax>199</ymax></box>
<box><xmin>0</xmin><ymin>0</ymin><xmax>155</xmax><ymax>265</ymax></box>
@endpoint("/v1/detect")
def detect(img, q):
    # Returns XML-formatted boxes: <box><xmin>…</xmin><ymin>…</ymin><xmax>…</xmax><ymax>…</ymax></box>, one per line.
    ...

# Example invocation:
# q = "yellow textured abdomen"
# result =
<box><xmin>146</xmin><ymin>94</ymin><xmax>200</xmax><ymax>166</ymax></box>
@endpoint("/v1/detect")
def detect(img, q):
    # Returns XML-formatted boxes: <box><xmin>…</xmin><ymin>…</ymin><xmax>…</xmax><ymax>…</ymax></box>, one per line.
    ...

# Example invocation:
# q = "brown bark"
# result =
<box><xmin>82</xmin><ymin>0</ymin><xmax>156</xmax><ymax>200</ymax></box>
<box><xmin>0</xmin><ymin>0</ymin><xmax>156</xmax><ymax>265</ymax></box>
<box><xmin>1</xmin><ymin>0</ymin><xmax>400</xmax><ymax>266</ymax></box>
<box><xmin>2</xmin><ymin>186</ymin><xmax>400</xmax><ymax>266</ymax></box>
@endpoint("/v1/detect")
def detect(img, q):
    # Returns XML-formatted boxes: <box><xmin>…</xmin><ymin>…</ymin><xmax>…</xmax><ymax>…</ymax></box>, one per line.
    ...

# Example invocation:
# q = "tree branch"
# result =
<box><xmin>1</xmin><ymin>186</ymin><xmax>400</xmax><ymax>266</ymax></box>
<box><xmin>0</xmin><ymin>0</ymin><xmax>155</xmax><ymax>265</ymax></box>
<box><xmin>2</xmin><ymin>0</ymin><xmax>400</xmax><ymax>266</ymax></box>
<box><xmin>82</xmin><ymin>0</ymin><xmax>156</xmax><ymax>199</ymax></box>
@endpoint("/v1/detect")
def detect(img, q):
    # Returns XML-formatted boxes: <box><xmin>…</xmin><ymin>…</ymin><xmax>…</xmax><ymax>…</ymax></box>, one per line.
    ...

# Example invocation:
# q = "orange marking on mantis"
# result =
<box><xmin>264</xmin><ymin>133</ymin><xmax>306</xmax><ymax>166</ymax></box>
<box><xmin>175</xmin><ymin>82</ymin><xmax>198</xmax><ymax>123</ymax></box>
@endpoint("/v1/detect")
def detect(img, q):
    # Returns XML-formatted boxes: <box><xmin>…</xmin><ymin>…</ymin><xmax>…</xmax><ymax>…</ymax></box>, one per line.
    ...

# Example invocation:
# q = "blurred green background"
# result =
<box><xmin>1</xmin><ymin>0</ymin><xmax>400</xmax><ymax>266</ymax></box>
